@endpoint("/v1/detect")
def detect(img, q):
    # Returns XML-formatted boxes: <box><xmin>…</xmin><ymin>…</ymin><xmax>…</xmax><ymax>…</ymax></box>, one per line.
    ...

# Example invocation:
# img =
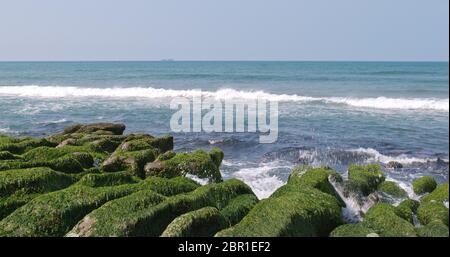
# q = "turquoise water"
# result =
<box><xmin>0</xmin><ymin>61</ymin><xmax>448</xmax><ymax>198</ymax></box>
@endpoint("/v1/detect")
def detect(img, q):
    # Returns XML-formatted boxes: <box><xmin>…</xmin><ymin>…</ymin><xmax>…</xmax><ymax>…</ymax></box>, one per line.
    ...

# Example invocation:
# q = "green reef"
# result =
<box><xmin>0</xmin><ymin>123</ymin><xmax>448</xmax><ymax>237</ymax></box>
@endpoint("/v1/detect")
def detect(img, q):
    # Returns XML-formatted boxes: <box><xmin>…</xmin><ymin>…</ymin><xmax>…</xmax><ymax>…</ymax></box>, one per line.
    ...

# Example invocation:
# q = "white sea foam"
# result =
<box><xmin>0</xmin><ymin>85</ymin><xmax>448</xmax><ymax>111</ymax></box>
<box><xmin>349</xmin><ymin>147</ymin><xmax>435</xmax><ymax>164</ymax></box>
<box><xmin>232</xmin><ymin>161</ymin><xmax>289</xmax><ymax>199</ymax></box>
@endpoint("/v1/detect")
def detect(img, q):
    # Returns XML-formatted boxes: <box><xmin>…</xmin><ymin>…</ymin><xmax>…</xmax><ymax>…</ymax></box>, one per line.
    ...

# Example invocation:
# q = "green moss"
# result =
<box><xmin>0</xmin><ymin>184</ymin><xmax>140</xmax><ymax>236</ymax></box>
<box><xmin>0</xmin><ymin>193</ymin><xmax>39</xmax><ymax>220</ymax></box>
<box><xmin>76</xmin><ymin>172</ymin><xmax>140</xmax><ymax>187</ymax></box>
<box><xmin>88</xmin><ymin>138</ymin><xmax>122</xmax><ymax>153</ymax></box>
<box><xmin>0</xmin><ymin>151</ymin><xmax>20</xmax><ymax>160</ymax></box>
<box><xmin>220</xmin><ymin>194</ymin><xmax>259</xmax><ymax>226</ymax></box>
<box><xmin>271</xmin><ymin>166</ymin><xmax>345</xmax><ymax>207</ymax></box>
<box><xmin>157</xmin><ymin>151</ymin><xmax>176</xmax><ymax>161</ymax></box>
<box><xmin>363</xmin><ymin>203</ymin><xmax>417</xmax><ymax>237</ymax></box>
<box><xmin>216</xmin><ymin>187</ymin><xmax>342</xmax><ymax>237</ymax></box>
<box><xmin>416</xmin><ymin>221</ymin><xmax>449</xmax><ymax>237</ymax></box>
<box><xmin>102</xmin><ymin>149</ymin><xmax>157</xmax><ymax>178</ymax></box>
<box><xmin>138</xmin><ymin>176</ymin><xmax>200</xmax><ymax>196</ymax></box>
<box><xmin>421</xmin><ymin>183</ymin><xmax>448</xmax><ymax>203</ymax></box>
<box><xmin>67</xmin><ymin>190</ymin><xmax>166</xmax><ymax>237</ymax></box>
<box><xmin>412</xmin><ymin>176</ymin><xmax>437</xmax><ymax>195</ymax></box>
<box><xmin>417</xmin><ymin>202</ymin><xmax>449</xmax><ymax>226</ymax></box>
<box><xmin>330</xmin><ymin>223</ymin><xmax>377</xmax><ymax>237</ymax></box>
<box><xmin>209</xmin><ymin>147</ymin><xmax>224</xmax><ymax>168</ymax></box>
<box><xmin>0</xmin><ymin>167</ymin><xmax>76</xmax><ymax>198</ymax></box>
<box><xmin>378</xmin><ymin>181</ymin><xmax>407</xmax><ymax>198</ymax></box>
<box><xmin>145</xmin><ymin>149</ymin><xmax>223</xmax><ymax>183</ymax></box>
<box><xmin>0</xmin><ymin>138</ymin><xmax>57</xmax><ymax>154</ymax></box>
<box><xmin>161</xmin><ymin>207</ymin><xmax>228</xmax><ymax>237</ymax></box>
<box><xmin>347</xmin><ymin>164</ymin><xmax>385</xmax><ymax>196</ymax></box>
<box><xmin>68</xmin><ymin>178</ymin><xmax>252</xmax><ymax>237</ymax></box>
<box><xmin>72</xmin><ymin>123</ymin><xmax>126</xmax><ymax>135</ymax></box>
<box><xmin>394</xmin><ymin>199</ymin><xmax>420</xmax><ymax>224</ymax></box>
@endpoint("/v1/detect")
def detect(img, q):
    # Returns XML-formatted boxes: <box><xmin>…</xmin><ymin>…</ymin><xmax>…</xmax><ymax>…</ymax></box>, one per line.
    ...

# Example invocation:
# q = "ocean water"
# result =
<box><xmin>0</xmin><ymin>61</ymin><xmax>448</xmax><ymax>198</ymax></box>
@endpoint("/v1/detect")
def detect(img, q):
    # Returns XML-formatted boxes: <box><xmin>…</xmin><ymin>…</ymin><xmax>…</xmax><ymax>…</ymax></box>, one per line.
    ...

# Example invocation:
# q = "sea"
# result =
<box><xmin>0</xmin><ymin>61</ymin><xmax>448</xmax><ymax>198</ymax></box>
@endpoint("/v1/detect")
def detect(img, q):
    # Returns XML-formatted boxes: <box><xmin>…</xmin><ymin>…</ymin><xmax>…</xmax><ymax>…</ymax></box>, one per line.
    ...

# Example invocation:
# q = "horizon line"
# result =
<box><xmin>0</xmin><ymin>59</ymin><xmax>449</xmax><ymax>63</ymax></box>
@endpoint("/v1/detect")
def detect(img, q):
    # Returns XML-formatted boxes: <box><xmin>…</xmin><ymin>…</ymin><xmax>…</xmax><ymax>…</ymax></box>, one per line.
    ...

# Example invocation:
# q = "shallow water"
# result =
<box><xmin>0</xmin><ymin>61</ymin><xmax>448</xmax><ymax>198</ymax></box>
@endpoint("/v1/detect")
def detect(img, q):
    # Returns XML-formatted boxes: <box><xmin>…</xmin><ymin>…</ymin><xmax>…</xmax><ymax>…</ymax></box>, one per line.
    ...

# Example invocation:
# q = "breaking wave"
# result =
<box><xmin>0</xmin><ymin>85</ymin><xmax>448</xmax><ymax>111</ymax></box>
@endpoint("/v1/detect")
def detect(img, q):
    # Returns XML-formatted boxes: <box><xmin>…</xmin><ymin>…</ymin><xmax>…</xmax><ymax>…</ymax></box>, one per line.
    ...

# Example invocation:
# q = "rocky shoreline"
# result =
<box><xmin>0</xmin><ymin>123</ymin><xmax>448</xmax><ymax>237</ymax></box>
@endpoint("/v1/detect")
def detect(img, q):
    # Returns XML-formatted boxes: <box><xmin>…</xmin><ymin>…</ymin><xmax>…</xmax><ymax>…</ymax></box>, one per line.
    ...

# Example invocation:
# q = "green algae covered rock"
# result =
<box><xmin>68</xmin><ymin>178</ymin><xmax>252</xmax><ymax>237</ymax></box>
<box><xmin>0</xmin><ymin>184</ymin><xmax>140</xmax><ymax>237</ymax></box>
<box><xmin>76</xmin><ymin>172</ymin><xmax>140</xmax><ymax>187</ymax></box>
<box><xmin>0</xmin><ymin>138</ymin><xmax>57</xmax><ymax>155</ymax></box>
<box><xmin>0</xmin><ymin>167</ymin><xmax>76</xmax><ymax>198</ymax></box>
<box><xmin>346</xmin><ymin>164</ymin><xmax>385</xmax><ymax>196</ymax></box>
<box><xmin>220</xmin><ymin>194</ymin><xmax>259</xmax><ymax>226</ymax></box>
<box><xmin>0</xmin><ymin>151</ymin><xmax>20</xmax><ymax>161</ymax></box>
<box><xmin>330</xmin><ymin>223</ymin><xmax>377</xmax><ymax>237</ymax></box>
<box><xmin>421</xmin><ymin>183</ymin><xmax>448</xmax><ymax>203</ymax></box>
<box><xmin>64</xmin><ymin>123</ymin><xmax>126</xmax><ymax>135</ymax></box>
<box><xmin>394</xmin><ymin>199</ymin><xmax>420</xmax><ymax>224</ymax></box>
<box><xmin>378</xmin><ymin>181</ymin><xmax>407</xmax><ymax>198</ymax></box>
<box><xmin>102</xmin><ymin>148</ymin><xmax>157</xmax><ymax>178</ymax></box>
<box><xmin>417</xmin><ymin>202</ymin><xmax>449</xmax><ymax>226</ymax></box>
<box><xmin>363</xmin><ymin>203</ymin><xmax>417</xmax><ymax>237</ymax></box>
<box><xmin>144</xmin><ymin>148</ymin><xmax>224</xmax><ymax>183</ymax></box>
<box><xmin>412</xmin><ymin>176</ymin><xmax>437</xmax><ymax>195</ymax></box>
<box><xmin>216</xmin><ymin>174</ymin><xmax>342</xmax><ymax>237</ymax></box>
<box><xmin>67</xmin><ymin>189</ymin><xmax>167</xmax><ymax>237</ymax></box>
<box><xmin>161</xmin><ymin>207</ymin><xmax>228</xmax><ymax>237</ymax></box>
<box><xmin>416</xmin><ymin>221</ymin><xmax>449</xmax><ymax>237</ymax></box>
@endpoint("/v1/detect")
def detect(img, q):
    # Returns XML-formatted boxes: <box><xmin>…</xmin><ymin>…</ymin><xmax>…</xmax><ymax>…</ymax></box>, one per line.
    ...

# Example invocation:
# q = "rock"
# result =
<box><xmin>394</xmin><ymin>199</ymin><xmax>420</xmax><ymax>224</ymax></box>
<box><xmin>68</xmin><ymin>178</ymin><xmax>251</xmax><ymax>237</ymax></box>
<box><xmin>387</xmin><ymin>161</ymin><xmax>403</xmax><ymax>169</ymax></box>
<box><xmin>377</xmin><ymin>181</ymin><xmax>407</xmax><ymax>198</ymax></box>
<box><xmin>412</xmin><ymin>176</ymin><xmax>437</xmax><ymax>195</ymax></box>
<box><xmin>161</xmin><ymin>207</ymin><xmax>228</xmax><ymax>237</ymax></box>
<box><xmin>416</xmin><ymin>221</ymin><xmax>449</xmax><ymax>237</ymax></box>
<box><xmin>421</xmin><ymin>183</ymin><xmax>449</xmax><ymax>203</ymax></box>
<box><xmin>362</xmin><ymin>203</ymin><xmax>417</xmax><ymax>237</ymax></box>
<box><xmin>74</xmin><ymin>123</ymin><xmax>126</xmax><ymax>135</ymax></box>
<box><xmin>75</xmin><ymin>171</ymin><xmax>140</xmax><ymax>187</ymax></box>
<box><xmin>56</xmin><ymin>138</ymin><xmax>77</xmax><ymax>148</ymax></box>
<box><xmin>144</xmin><ymin>149</ymin><xmax>224</xmax><ymax>183</ymax></box>
<box><xmin>0</xmin><ymin>151</ymin><xmax>20</xmax><ymax>160</ymax></box>
<box><xmin>346</xmin><ymin>164</ymin><xmax>385</xmax><ymax>196</ymax></box>
<box><xmin>220</xmin><ymin>194</ymin><xmax>259</xmax><ymax>226</ymax></box>
<box><xmin>330</xmin><ymin>223</ymin><xmax>377</xmax><ymax>237</ymax></box>
<box><xmin>417</xmin><ymin>202</ymin><xmax>449</xmax><ymax>226</ymax></box>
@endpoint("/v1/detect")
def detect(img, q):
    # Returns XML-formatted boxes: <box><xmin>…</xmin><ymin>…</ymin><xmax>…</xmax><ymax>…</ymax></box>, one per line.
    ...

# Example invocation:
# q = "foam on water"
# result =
<box><xmin>349</xmin><ymin>147</ymin><xmax>435</xmax><ymax>164</ymax></box>
<box><xmin>0</xmin><ymin>85</ymin><xmax>448</xmax><ymax>111</ymax></box>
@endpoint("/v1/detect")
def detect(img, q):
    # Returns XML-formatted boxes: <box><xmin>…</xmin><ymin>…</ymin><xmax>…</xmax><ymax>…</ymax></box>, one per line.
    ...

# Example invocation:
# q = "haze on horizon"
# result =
<box><xmin>0</xmin><ymin>0</ymin><xmax>448</xmax><ymax>61</ymax></box>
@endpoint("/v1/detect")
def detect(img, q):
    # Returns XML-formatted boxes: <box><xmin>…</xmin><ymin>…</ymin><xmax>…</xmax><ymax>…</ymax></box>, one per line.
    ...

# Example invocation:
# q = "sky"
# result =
<box><xmin>0</xmin><ymin>0</ymin><xmax>448</xmax><ymax>61</ymax></box>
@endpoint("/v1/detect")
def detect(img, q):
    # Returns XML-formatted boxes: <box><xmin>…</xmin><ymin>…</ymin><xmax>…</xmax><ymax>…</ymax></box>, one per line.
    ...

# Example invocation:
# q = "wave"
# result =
<box><xmin>0</xmin><ymin>85</ymin><xmax>448</xmax><ymax>111</ymax></box>
<box><xmin>348</xmin><ymin>148</ymin><xmax>438</xmax><ymax>164</ymax></box>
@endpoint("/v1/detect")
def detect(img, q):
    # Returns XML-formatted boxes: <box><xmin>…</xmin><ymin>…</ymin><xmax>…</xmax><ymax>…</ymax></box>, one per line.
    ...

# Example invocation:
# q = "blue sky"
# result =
<box><xmin>0</xmin><ymin>0</ymin><xmax>448</xmax><ymax>61</ymax></box>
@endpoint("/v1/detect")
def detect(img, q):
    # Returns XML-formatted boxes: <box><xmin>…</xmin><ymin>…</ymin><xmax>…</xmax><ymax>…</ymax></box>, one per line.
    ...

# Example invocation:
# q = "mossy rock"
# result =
<box><xmin>161</xmin><ymin>207</ymin><xmax>228</xmax><ymax>237</ymax></box>
<box><xmin>330</xmin><ymin>223</ymin><xmax>377</xmax><ymax>237</ymax></box>
<box><xmin>120</xmin><ymin>135</ymin><xmax>173</xmax><ymax>153</ymax></box>
<box><xmin>67</xmin><ymin>123</ymin><xmax>126</xmax><ymax>135</ymax></box>
<box><xmin>362</xmin><ymin>203</ymin><xmax>417</xmax><ymax>237</ymax></box>
<box><xmin>220</xmin><ymin>194</ymin><xmax>259</xmax><ymax>226</ymax></box>
<box><xmin>421</xmin><ymin>183</ymin><xmax>448</xmax><ymax>203</ymax></box>
<box><xmin>67</xmin><ymin>190</ymin><xmax>166</xmax><ymax>237</ymax></box>
<box><xmin>417</xmin><ymin>202</ymin><xmax>449</xmax><ymax>226</ymax></box>
<box><xmin>0</xmin><ymin>193</ymin><xmax>38</xmax><ymax>220</ymax></box>
<box><xmin>0</xmin><ymin>138</ymin><xmax>57</xmax><ymax>154</ymax></box>
<box><xmin>68</xmin><ymin>178</ymin><xmax>252</xmax><ymax>237</ymax></box>
<box><xmin>346</xmin><ymin>164</ymin><xmax>385</xmax><ymax>196</ymax></box>
<box><xmin>145</xmin><ymin>149</ymin><xmax>224</xmax><ymax>183</ymax></box>
<box><xmin>412</xmin><ymin>176</ymin><xmax>437</xmax><ymax>195</ymax></box>
<box><xmin>0</xmin><ymin>151</ymin><xmax>21</xmax><ymax>160</ymax></box>
<box><xmin>394</xmin><ymin>199</ymin><xmax>420</xmax><ymax>224</ymax></box>
<box><xmin>416</xmin><ymin>221</ymin><xmax>449</xmax><ymax>237</ymax></box>
<box><xmin>76</xmin><ymin>172</ymin><xmax>141</xmax><ymax>187</ymax></box>
<box><xmin>378</xmin><ymin>181</ymin><xmax>407</xmax><ymax>198</ymax></box>
<box><xmin>102</xmin><ymin>149</ymin><xmax>157</xmax><ymax>178</ymax></box>
<box><xmin>0</xmin><ymin>167</ymin><xmax>76</xmax><ymax>198</ymax></box>
<box><xmin>272</xmin><ymin>166</ymin><xmax>345</xmax><ymax>207</ymax></box>
<box><xmin>0</xmin><ymin>184</ymin><xmax>140</xmax><ymax>236</ymax></box>
<box><xmin>215</xmin><ymin>186</ymin><xmax>342</xmax><ymax>237</ymax></box>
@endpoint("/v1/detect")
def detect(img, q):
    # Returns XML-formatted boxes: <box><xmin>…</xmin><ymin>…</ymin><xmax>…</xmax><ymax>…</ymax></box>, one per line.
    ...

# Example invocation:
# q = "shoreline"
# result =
<box><xmin>0</xmin><ymin>122</ymin><xmax>448</xmax><ymax>237</ymax></box>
